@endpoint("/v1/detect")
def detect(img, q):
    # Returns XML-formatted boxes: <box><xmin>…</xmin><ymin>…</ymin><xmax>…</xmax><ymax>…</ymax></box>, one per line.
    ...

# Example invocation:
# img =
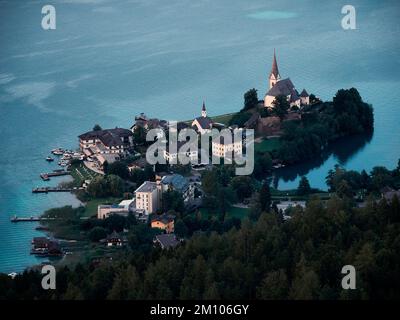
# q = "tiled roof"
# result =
<box><xmin>161</xmin><ymin>174</ymin><xmax>188</xmax><ymax>192</ymax></box>
<box><xmin>135</xmin><ymin>181</ymin><xmax>157</xmax><ymax>193</ymax></box>
<box><xmin>266</xmin><ymin>78</ymin><xmax>295</xmax><ymax>97</ymax></box>
<box><xmin>193</xmin><ymin>116</ymin><xmax>213</xmax><ymax>130</ymax></box>
<box><xmin>289</xmin><ymin>89</ymin><xmax>300</xmax><ymax>102</ymax></box>
<box><xmin>155</xmin><ymin>234</ymin><xmax>179</xmax><ymax>249</ymax></box>
<box><xmin>79</xmin><ymin>128</ymin><xmax>132</xmax><ymax>147</ymax></box>
<box><xmin>300</xmin><ymin>89</ymin><xmax>309</xmax><ymax>97</ymax></box>
<box><xmin>152</xmin><ymin>214</ymin><xmax>175</xmax><ymax>224</ymax></box>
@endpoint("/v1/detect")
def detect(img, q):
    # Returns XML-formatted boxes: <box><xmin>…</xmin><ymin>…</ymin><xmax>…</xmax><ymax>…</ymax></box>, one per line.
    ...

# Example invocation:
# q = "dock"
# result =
<box><xmin>10</xmin><ymin>216</ymin><xmax>57</xmax><ymax>223</ymax></box>
<box><xmin>40</xmin><ymin>170</ymin><xmax>71</xmax><ymax>181</ymax></box>
<box><xmin>32</xmin><ymin>186</ymin><xmax>79</xmax><ymax>193</ymax></box>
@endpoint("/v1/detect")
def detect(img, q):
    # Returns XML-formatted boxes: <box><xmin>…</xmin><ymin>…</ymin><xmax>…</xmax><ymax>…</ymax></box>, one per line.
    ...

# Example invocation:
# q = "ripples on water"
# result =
<box><xmin>0</xmin><ymin>0</ymin><xmax>399</xmax><ymax>272</ymax></box>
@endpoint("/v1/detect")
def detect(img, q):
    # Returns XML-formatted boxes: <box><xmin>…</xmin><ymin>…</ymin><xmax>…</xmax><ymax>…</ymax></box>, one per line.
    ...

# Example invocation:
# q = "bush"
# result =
<box><xmin>88</xmin><ymin>227</ymin><xmax>107</xmax><ymax>242</ymax></box>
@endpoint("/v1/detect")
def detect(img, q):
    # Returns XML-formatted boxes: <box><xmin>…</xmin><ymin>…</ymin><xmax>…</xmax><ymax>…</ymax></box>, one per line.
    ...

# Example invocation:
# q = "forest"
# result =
<box><xmin>278</xmin><ymin>88</ymin><xmax>374</xmax><ymax>164</ymax></box>
<box><xmin>1</xmin><ymin>163</ymin><xmax>399</xmax><ymax>300</ymax></box>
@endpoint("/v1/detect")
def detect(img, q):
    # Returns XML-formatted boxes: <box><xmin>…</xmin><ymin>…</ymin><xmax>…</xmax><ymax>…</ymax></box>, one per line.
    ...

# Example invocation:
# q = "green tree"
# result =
<box><xmin>107</xmin><ymin>265</ymin><xmax>141</xmax><ymax>300</ymax></box>
<box><xmin>336</xmin><ymin>180</ymin><xmax>353</xmax><ymax>198</ymax></box>
<box><xmin>231</xmin><ymin>176</ymin><xmax>253</xmax><ymax>202</ymax></box>
<box><xmin>297</xmin><ymin>176</ymin><xmax>311</xmax><ymax>196</ymax></box>
<box><xmin>272</xmin><ymin>95</ymin><xmax>289</xmax><ymax>120</ymax></box>
<box><xmin>290</xmin><ymin>257</ymin><xmax>320</xmax><ymax>300</ymax></box>
<box><xmin>174</xmin><ymin>219</ymin><xmax>188</xmax><ymax>238</ymax></box>
<box><xmin>107</xmin><ymin>161</ymin><xmax>129</xmax><ymax>179</ymax></box>
<box><xmin>257</xmin><ymin>269</ymin><xmax>289</xmax><ymax>299</ymax></box>
<box><xmin>162</xmin><ymin>190</ymin><xmax>184</xmax><ymax>213</ymax></box>
<box><xmin>229</xmin><ymin>112</ymin><xmax>252</xmax><ymax>127</ymax></box>
<box><xmin>88</xmin><ymin>227</ymin><xmax>107</xmax><ymax>242</ymax></box>
<box><xmin>133</xmin><ymin>126</ymin><xmax>147</xmax><ymax>145</ymax></box>
<box><xmin>242</xmin><ymin>88</ymin><xmax>258</xmax><ymax>111</ymax></box>
<box><xmin>93</xmin><ymin>124</ymin><xmax>102</xmax><ymax>131</ymax></box>
<box><xmin>259</xmin><ymin>181</ymin><xmax>271</xmax><ymax>212</ymax></box>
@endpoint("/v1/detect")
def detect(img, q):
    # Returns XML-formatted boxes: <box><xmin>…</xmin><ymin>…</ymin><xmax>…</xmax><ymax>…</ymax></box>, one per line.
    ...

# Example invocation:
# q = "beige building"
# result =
<box><xmin>97</xmin><ymin>204</ymin><xmax>128</xmax><ymax>220</ymax></box>
<box><xmin>135</xmin><ymin>181</ymin><xmax>162</xmax><ymax>214</ymax></box>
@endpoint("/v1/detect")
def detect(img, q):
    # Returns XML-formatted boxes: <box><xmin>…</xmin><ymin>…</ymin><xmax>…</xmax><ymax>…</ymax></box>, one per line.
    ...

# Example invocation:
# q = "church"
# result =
<box><xmin>191</xmin><ymin>102</ymin><xmax>214</xmax><ymax>135</ymax></box>
<box><xmin>264</xmin><ymin>50</ymin><xmax>310</xmax><ymax>108</ymax></box>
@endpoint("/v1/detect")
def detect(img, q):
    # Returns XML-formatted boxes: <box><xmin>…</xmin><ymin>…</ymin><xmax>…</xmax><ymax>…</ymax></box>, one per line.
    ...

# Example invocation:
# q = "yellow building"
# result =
<box><xmin>151</xmin><ymin>214</ymin><xmax>175</xmax><ymax>234</ymax></box>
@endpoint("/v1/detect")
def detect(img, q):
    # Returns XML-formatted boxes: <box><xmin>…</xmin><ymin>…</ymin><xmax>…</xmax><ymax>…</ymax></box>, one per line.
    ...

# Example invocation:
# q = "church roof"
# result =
<box><xmin>202</xmin><ymin>101</ymin><xmax>206</xmax><ymax>111</ymax></box>
<box><xmin>289</xmin><ymin>89</ymin><xmax>300</xmax><ymax>102</ymax></box>
<box><xmin>194</xmin><ymin>116</ymin><xmax>213</xmax><ymax>130</ymax></box>
<box><xmin>266</xmin><ymin>78</ymin><xmax>295</xmax><ymax>97</ymax></box>
<box><xmin>270</xmin><ymin>49</ymin><xmax>280</xmax><ymax>78</ymax></box>
<box><xmin>300</xmin><ymin>89</ymin><xmax>309</xmax><ymax>97</ymax></box>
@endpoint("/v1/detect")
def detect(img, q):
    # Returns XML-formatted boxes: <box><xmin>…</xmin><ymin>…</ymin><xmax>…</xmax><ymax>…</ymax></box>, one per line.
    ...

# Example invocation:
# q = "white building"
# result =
<box><xmin>97</xmin><ymin>204</ymin><xmax>128</xmax><ymax>220</ymax></box>
<box><xmin>163</xmin><ymin>140</ymin><xmax>198</xmax><ymax>163</ymax></box>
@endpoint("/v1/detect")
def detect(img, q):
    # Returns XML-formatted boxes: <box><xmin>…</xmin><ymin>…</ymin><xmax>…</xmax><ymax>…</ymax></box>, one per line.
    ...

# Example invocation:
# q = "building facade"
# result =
<box><xmin>135</xmin><ymin>181</ymin><xmax>162</xmax><ymax>214</ymax></box>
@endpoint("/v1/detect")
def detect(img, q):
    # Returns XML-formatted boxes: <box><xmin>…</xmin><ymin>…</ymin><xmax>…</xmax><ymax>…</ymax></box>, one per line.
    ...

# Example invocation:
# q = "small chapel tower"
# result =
<box><xmin>201</xmin><ymin>101</ymin><xmax>207</xmax><ymax>117</ymax></box>
<box><xmin>269</xmin><ymin>49</ymin><xmax>281</xmax><ymax>89</ymax></box>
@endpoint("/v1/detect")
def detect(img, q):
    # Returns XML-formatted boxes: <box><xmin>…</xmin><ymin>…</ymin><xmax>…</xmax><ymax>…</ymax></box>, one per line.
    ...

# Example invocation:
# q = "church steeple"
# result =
<box><xmin>201</xmin><ymin>101</ymin><xmax>207</xmax><ymax>117</ymax></box>
<box><xmin>269</xmin><ymin>49</ymin><xmax>281</xmax><ymax>89</ymax></box>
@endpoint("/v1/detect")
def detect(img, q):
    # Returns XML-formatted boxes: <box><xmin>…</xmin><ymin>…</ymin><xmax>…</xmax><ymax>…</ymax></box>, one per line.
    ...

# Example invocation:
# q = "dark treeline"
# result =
<box><xmin>1</xmin><ymin>186</ymin><xmax>400</xmax><ymax>299</ymax></box>
<box><xmin>279</xmin><ymin>88</ymin><xmax>374</xmax><ymax>164</ymax></box>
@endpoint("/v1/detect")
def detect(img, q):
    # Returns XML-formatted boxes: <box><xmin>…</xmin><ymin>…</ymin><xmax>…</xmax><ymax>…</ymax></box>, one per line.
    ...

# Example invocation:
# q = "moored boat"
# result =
<box><xmin>51</xmin><ymin>148</ymin><xmax>64</xmax><ymax>156</ymax></box>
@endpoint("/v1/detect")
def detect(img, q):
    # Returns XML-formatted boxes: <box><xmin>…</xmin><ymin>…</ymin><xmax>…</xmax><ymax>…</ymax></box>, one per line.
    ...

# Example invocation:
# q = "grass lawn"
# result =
<box><xmin>184</xmin><ymin>112</ymin><xmax>237</xmax><ymax>126</ymax></box>
<box><xmin>57</xmin><ymin>242</ymin><xmax>122</xmax><ymax>269</ymax></box>
<box><xmin>82</xmin><ymin>197</ymin><xmax>123</xmax><ymax>218</ymax></box>
<box><xmin>227</xmin><ymin>206</ymin><xmax>250</xmax><ymax>219</ymax></box>
<box><xmin>270</xmin><ymin>188</ymin><xmax>331</xmax><ymax>201</ymax></box>
<box><xmin>70</xmin><ymin>163</ymin><xmax>101</xmax><ymax>187</ymax></box>
<box><xmin>210</xmin><ymin>112</ymin><xmax>237</xmax><ymax>126</ymax></box>
<box><xmin>255</xmin><ymin>137</ymin><xmax>282</xmax><ymax>153</ymax></box>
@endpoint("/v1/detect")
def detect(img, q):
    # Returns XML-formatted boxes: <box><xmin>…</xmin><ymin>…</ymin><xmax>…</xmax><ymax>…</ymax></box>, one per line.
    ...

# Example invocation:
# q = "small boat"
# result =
<box><xmin>51</xmin><ymin>148</ymin><xmax>64</xmax><ymax>156</ymax></box>
<box><xmin>46</xmin><ymin>156</ymin><xmax>54</xmax><ymax>162</ymax></box>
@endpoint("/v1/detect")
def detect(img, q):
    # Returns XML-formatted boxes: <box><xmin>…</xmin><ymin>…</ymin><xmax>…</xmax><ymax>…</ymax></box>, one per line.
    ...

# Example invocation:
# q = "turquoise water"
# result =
<box><xmin>247</xmin><ymin>10</ymin><xmax>298</xmax><ymax>20</ymax></box>
<box><xmin>0</xmin><ymin>0</ymin><xmax>399</xmax><ymax>272</ymax></box>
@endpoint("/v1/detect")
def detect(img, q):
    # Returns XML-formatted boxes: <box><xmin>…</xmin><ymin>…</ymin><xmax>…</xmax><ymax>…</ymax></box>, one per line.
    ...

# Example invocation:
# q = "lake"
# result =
<box><xmin>0</xmin><ymin>0</ymin><xmax>399</xmax><ymax>273</ymax></box>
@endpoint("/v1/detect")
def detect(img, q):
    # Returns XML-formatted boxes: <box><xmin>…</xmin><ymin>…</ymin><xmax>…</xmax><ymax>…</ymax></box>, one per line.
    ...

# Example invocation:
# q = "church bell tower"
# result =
<box><xmin>269</xmin><ymin>49</ymin><xmax>281</xmax><ymax>89</ymax></box>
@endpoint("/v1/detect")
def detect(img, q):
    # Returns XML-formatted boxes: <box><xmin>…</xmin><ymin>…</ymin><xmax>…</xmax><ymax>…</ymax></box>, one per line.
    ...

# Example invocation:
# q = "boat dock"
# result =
<box><xmin>32</xmin><ymin>186</ymin><xmax>77</xmax><ymax>193</ymax></box>
<box><xmin>40</xmin><ymin>169</ymin><xmax>71</xmax><ymax>181</ymax></box>
<box><xmin>10</xmin><ymin>216</ymin><xmax>57</xmax><ymax>223</ymax></box>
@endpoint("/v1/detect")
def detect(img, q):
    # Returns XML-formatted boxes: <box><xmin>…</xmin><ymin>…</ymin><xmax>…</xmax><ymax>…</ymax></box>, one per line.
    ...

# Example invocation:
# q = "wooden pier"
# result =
<box><xmin>32</xmin><ymin>186</ymin><xmax>77</xmax><ymax>193</ymax></box>
<box><xmin>40</xmin><ymin>170</ymin><xmax>71</xmax><ymax>181</ymax></box>
<box><xmin>10</xmin><ymin>216</ymin><xmax>57</xmax><ymax>223</ymax></box>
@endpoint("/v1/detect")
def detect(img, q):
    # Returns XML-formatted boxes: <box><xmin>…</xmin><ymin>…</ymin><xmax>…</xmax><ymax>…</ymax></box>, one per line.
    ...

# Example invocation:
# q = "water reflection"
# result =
<box><xmin>272</xmin><ymin>132</ymin><xmax>373</xmax><ymax>189</ymax></box>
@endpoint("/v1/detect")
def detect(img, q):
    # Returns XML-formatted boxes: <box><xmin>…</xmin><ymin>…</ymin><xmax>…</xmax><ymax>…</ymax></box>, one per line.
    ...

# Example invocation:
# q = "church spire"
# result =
<box><xmin>201</xmin><ymin>101</ymin><xmax>207</xmax><ymax>117</ymax></box>
<box><xmin>270</xmin><ymin>48</ymin><xmax>279</xmax><ymax>78</ymax></box>
<box><xmin>269</xmin><ymin>49</ymin><xmax>281</xmax><ymax>89</ymax></box>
